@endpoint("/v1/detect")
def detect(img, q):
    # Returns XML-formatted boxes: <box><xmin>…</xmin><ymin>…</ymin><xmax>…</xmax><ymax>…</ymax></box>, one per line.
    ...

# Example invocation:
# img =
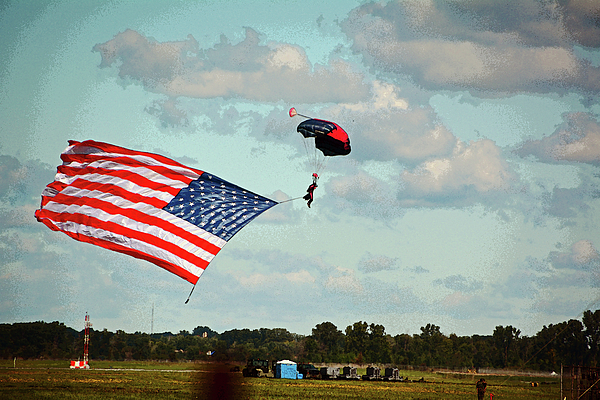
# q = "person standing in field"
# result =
<box><xmin>476</xmin><ymin>378</ymin><xmax>487</xmax><ymax>400</ymax></box>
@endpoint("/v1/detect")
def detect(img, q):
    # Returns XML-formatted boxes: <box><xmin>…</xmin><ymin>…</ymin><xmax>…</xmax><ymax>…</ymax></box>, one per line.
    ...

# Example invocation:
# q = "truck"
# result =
<box><xmin>296</xmin><ymin>363</ymin><xmax>320</xmax><ymax>379</ymax></box>
<box><xmin>242</xmin><ymin>359</ymin><xmax>270</xmax><ymax>377</ymax></box>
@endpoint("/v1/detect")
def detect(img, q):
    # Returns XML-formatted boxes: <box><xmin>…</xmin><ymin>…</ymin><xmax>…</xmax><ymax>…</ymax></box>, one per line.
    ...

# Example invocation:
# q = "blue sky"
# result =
<box><xmin>1</xmin><ymin>0</ymin><xmax>599</xmax><ymax>338</ymax></box>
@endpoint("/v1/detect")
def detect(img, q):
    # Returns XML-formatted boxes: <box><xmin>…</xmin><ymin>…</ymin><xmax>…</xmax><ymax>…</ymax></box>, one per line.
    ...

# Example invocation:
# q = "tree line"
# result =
<box><xmin>1</xmin><ymin>309</ymin><xmax>598</xmax><ymax>371</ymax></box>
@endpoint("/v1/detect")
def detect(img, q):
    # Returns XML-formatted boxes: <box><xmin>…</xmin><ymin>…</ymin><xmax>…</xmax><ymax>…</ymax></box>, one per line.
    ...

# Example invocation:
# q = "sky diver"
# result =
<box><xmin>303</xmin><ymin>173</ymin><xmax>319</xmax><ymax>207</ymax></box>
<box><xmin>290</xmin><ymin>108</ymin><xmax>351</xmax><ymax>207</ymax></box>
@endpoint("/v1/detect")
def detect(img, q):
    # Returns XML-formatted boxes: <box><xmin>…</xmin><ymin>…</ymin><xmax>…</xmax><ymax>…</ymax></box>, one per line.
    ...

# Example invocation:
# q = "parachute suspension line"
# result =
<box><xmin>315</xmin><ymin>154</ymin><xmax>329</xmax><ymax>176</ymax></box>
<box><xmin>301</xmin><ymin>136</ymin><xmax>312</xmax><ymax>172</ymax></box>
<box><xmin>313</xmin><ymin>141</ymin><xmax>320</xmax><ymax>173</ymax></box>
<box><xmin>302</xmin><ymin>136</ymin><xmax>322</xmax><ymax>176</ymax></box>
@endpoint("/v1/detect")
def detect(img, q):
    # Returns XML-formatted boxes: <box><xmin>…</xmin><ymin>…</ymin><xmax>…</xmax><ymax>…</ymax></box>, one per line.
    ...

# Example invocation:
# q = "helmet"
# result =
<box><xmin>312</xmin><ymin>173</ymin><xmax>319</xmax><ymax>179</ymax></box>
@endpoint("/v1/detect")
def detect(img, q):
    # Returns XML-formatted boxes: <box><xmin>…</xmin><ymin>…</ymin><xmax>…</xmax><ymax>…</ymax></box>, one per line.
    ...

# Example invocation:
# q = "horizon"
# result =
<box><xmin>9</xmin><ymin>307</ymin><xmax>599</xmax><ymax>339</ymax></box>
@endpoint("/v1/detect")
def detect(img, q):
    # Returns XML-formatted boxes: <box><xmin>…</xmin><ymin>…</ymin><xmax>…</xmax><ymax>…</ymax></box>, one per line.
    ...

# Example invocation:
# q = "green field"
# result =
<box><xmin>0</xmin><ymin>361</ymin><xmax>560</xmax><ymax>399</ymax></box>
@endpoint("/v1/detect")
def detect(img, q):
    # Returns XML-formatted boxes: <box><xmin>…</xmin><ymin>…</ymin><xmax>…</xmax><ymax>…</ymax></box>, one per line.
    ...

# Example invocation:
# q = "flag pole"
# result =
<box><xmin>185</xmin><ymin>284</ymin><xmax>196</xmax><ymax>304</ymax></box>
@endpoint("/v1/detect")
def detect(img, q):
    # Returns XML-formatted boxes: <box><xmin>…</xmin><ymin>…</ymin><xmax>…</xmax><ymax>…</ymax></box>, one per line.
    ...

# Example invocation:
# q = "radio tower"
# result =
<box><xmin>70</xmin><ymin>312</ymin><xmax>92</xmax><ymax>369</ymax></box>
<box><xmin>83</xmin><ymin>312</ymin><xmax>91</xmax><ymax>365</ymax></box>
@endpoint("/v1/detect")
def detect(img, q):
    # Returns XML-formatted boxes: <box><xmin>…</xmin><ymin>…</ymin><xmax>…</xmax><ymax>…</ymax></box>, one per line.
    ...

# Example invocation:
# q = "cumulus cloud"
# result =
<box><xmin>93</xmin><ymin>28</ymin><xmax>370</xmax><ymax>103</ymax></box>
<box><xmin>326</xmin><ymin>136</ymin><xmax>517</xmax><ymax>213</ymax></box>
<box><xmin>341</xmin><ymin>0</ymin><xmax>600</xmax><ymax>95</ymax></box>
<box><xmin>561</xmin><ymin>0</ymin><xmax>600</xmax><ymax>48</ymax></box>
<box><xmin>327</xmin><ymin>170</ymin><xmax>404</xmax><ymax>219</ymax></box>
<box><xmin>358</xmin><ymin>251</ymin><xmax>398</xmax><ymax>273</ymax></box>
<box><xmin>544</xmin><ymin>185</ymin><xmax>594</xmax><ymax>220</ymax></box>
<box><xmin>0</xmin><ymin>155</ymin><xmax>27</xmax><ymax>202</ymax></box>
<box><xmin>325</xmin><ymin>266</ymin><xmax>364</xmax><ymax>296</ymax></box>
<box><xmin>517</xmin><ymin>112</ymin><xmax>600</xmax><ymax>165</ymax></box>
<box><xmin>407</xmin><ymin>265</ymin><xmax>430</xmax><ymax>274</ymax></box>
<box><xmin>399</xmin><ymin>139</ymin><xmax>516</xmax><ymax>206</ymax></box>
<box><xmin>339</xmin><ymin>80</ymin><xmax>409</xmax><ymax>113</ymax></box>
<box><xmin>434</xmin><ymin>274</ymin><xmax>483</xmax><ymax>293</ymax></box>
<box><xmin>146</xmin><ymin>98</ymin><xmax>189</xmax><ymax>127</ymax></box>
<box><xmin>550</xmin><ymin>239</ymin><xmax>600</xmax><ymax>270</ymax></box>
<box><xmin>327</xmin><ymin>101</ymin><xmax>457</xmax><ymax>164</ymax></box>
<box><xmin>235</xmin><ymin>269</ymin><xmax>316</xmax><ymax>288</ymax></box>
<box><xmin>257</xmin><ymin>190</ymin><xmax>299</xmax><ymax>223</ymax></box>
<box><xmin>527</xmin><ymin>240</ymin><xmax>600</xmax><ymax>293</ymax></box>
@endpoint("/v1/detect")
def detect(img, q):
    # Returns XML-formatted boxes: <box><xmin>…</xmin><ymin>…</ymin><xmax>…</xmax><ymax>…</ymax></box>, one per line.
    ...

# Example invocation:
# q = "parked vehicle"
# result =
<box><xmin>297</xmin><ymin>363</ymin><xmax>320</xmax><ymax>379</ymax></box>
<box><xmin>242</xmin><ymin>359</ymin><xmax>270</xmax><ymax>377</ymax></box>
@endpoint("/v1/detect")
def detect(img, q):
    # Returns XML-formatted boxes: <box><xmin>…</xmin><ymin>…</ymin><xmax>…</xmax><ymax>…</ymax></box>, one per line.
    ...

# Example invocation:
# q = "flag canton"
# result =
<box><xmin>163</xmin><ymin>173</ymin><xmax>277</xmax><ymax>242</ymax></box>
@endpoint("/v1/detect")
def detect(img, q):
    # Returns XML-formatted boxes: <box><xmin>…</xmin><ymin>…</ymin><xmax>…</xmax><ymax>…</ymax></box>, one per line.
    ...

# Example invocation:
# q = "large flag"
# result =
<box><xmin>35</xmin><ymin>140</ymin><xmax>277</xmax><ymax>285</ymax></box>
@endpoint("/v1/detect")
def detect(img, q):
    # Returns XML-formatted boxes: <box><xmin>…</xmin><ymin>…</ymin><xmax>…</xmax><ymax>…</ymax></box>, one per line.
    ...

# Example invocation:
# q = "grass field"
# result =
<box><xmin>0</xmin><ymin>360</ymin><xmax>560</xmax><ymax>399</ymax></box>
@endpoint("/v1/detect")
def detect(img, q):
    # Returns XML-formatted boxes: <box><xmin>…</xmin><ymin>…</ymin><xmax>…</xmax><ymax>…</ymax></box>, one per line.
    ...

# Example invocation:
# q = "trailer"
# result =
<box><xmin>382</xmin><ymin>367</ymin><xmax>404</xmax><ymax>381</ymax></box>
<box><xmin>362</xmin><ymin>366</ymin><xmax>382</xmax><ymax>381</ymax></box>
<box><xmin>320</xmin><ymin>366</ymin><xmax>340</xmax><ymax>379</ymax></box>
<box><xmin>338</xmin><ymin>366</ymin><xmax>361</xmax><ymax>380</ymax></box>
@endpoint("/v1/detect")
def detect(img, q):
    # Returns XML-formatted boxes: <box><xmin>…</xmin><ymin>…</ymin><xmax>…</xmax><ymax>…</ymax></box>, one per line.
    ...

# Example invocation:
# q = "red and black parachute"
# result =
<box><xmin>296</xmin><ymin>119</ymin><xmax>351</xmax><ymax>157</ymax></box>
<box><xmin>290</xmin><ymin>107</ymin><xmax>351</xmax><ymax>174</ymax></box>
<box><xmin>290</xmin><ymin>107</ymin><xmax>350</xmax><ymax>157</ymax></box>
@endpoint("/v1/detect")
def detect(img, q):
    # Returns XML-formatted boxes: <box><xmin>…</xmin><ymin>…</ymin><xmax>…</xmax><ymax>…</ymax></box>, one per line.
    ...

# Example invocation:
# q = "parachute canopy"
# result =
<box><xmin>297</xmin><ymin>119</ymin><xmax>351</xmax><ymax>157</ymax></box>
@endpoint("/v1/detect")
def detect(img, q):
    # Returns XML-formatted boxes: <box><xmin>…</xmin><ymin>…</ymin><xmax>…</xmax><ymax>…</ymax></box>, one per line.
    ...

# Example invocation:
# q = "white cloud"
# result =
<box><xmin>342</xmin><ymin>0</ymin><xmax>600</xmax><ymax>95</ymax></box>
<box><xmin>285</xmin><ymin>270</ymin><xmax>316</xmax><ymax>284</ymax></box>
<box><xmin>256</xmin><ymin>190</ymin><xmax>299</xmax><ymax>223</ymax></box>
<box><xmin>400</xmin><ymin>139</ymin><xmax>515</xmax><ymax>200</ymax></box>
<box><xmin>327</xmin><ymin>170</ymin><xmax>404</xmax><ymax>219</ymax></box>
<box><xmin>234</xmin><ymin>270</ymin><xmax>315</xmax><ymax>288</ymax></box>
<box><xmin>434</xmin><ymin>274</ymin><xmax>483</xmax><ymax>293</ymax></box>
<box><xmin>93</xmin><ymin>28</ymin><xmax>370</xmax><ymax>103</ymax></box>
<box><xmin>550</xmin><ymin>239</ymin><xmax>600</xmax><ymax>270</ymax></box>
<box><xmin>517</xmin><ymin>112</ymin><xmax>600</xmax><ymax>165</ymax></box>
<box><xmin>324</xmin><ymin>266</ymin><xmax>364</xmax><ymax>296</ymax></box>
<box><xmin>358</xmin><ymin>251</ymin><xmax>398</xmax><ymax>273</ymax></box>
<box><xmin>326</xmin><ymin>104</ymin><xmax>458</xmax><ymax>164</ymax></box>
<box><xmin>340</xmin><ymin>80</ymin><xmax>409</xmax><ymax>113</ymax></box>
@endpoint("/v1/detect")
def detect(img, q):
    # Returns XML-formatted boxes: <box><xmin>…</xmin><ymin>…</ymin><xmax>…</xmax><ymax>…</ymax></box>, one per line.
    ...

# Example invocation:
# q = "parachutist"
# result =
<box><xmin>303</xmin><ymin>174</ymin><xmax>318</xmax><ymax>207</ymax></box>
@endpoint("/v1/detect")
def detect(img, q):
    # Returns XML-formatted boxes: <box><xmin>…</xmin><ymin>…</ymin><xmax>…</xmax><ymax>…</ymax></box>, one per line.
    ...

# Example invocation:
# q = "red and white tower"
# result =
<box><xmin>70</xmin><ymin>312</ymin><xmax>92</xmax><ymax>369</ymax></box>
<box><xmin>83</xmin><ymin>312</ymin><xmax>91</xmax><ymax>364</ymax></box>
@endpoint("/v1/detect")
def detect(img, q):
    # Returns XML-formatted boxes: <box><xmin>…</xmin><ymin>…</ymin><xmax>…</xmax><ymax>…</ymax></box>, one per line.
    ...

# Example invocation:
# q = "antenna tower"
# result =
<box><xmin>84</xmin><ymin>312</ymin><xmax>91</xmax><ymax>364</ymax></box>
<box><xmin>70</xmin><ymin>312</ymin><xmax>92</xmax><ymax>369</ymax></box>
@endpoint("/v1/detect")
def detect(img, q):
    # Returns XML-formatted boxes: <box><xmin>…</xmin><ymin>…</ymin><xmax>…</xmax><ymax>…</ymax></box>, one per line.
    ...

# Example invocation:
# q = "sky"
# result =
<box><xmin>1</xmin><ymin>0</ymin><xmax>600</xmax><ymax>338</ymax></box>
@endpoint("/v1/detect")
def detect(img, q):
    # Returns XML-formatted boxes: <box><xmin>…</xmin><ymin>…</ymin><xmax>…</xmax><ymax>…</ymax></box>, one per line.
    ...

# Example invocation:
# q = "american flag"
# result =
<box><xmin>35</xmin><ymin>140</ymin><xmax>277</xmax><ymax>285</ymax></box>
